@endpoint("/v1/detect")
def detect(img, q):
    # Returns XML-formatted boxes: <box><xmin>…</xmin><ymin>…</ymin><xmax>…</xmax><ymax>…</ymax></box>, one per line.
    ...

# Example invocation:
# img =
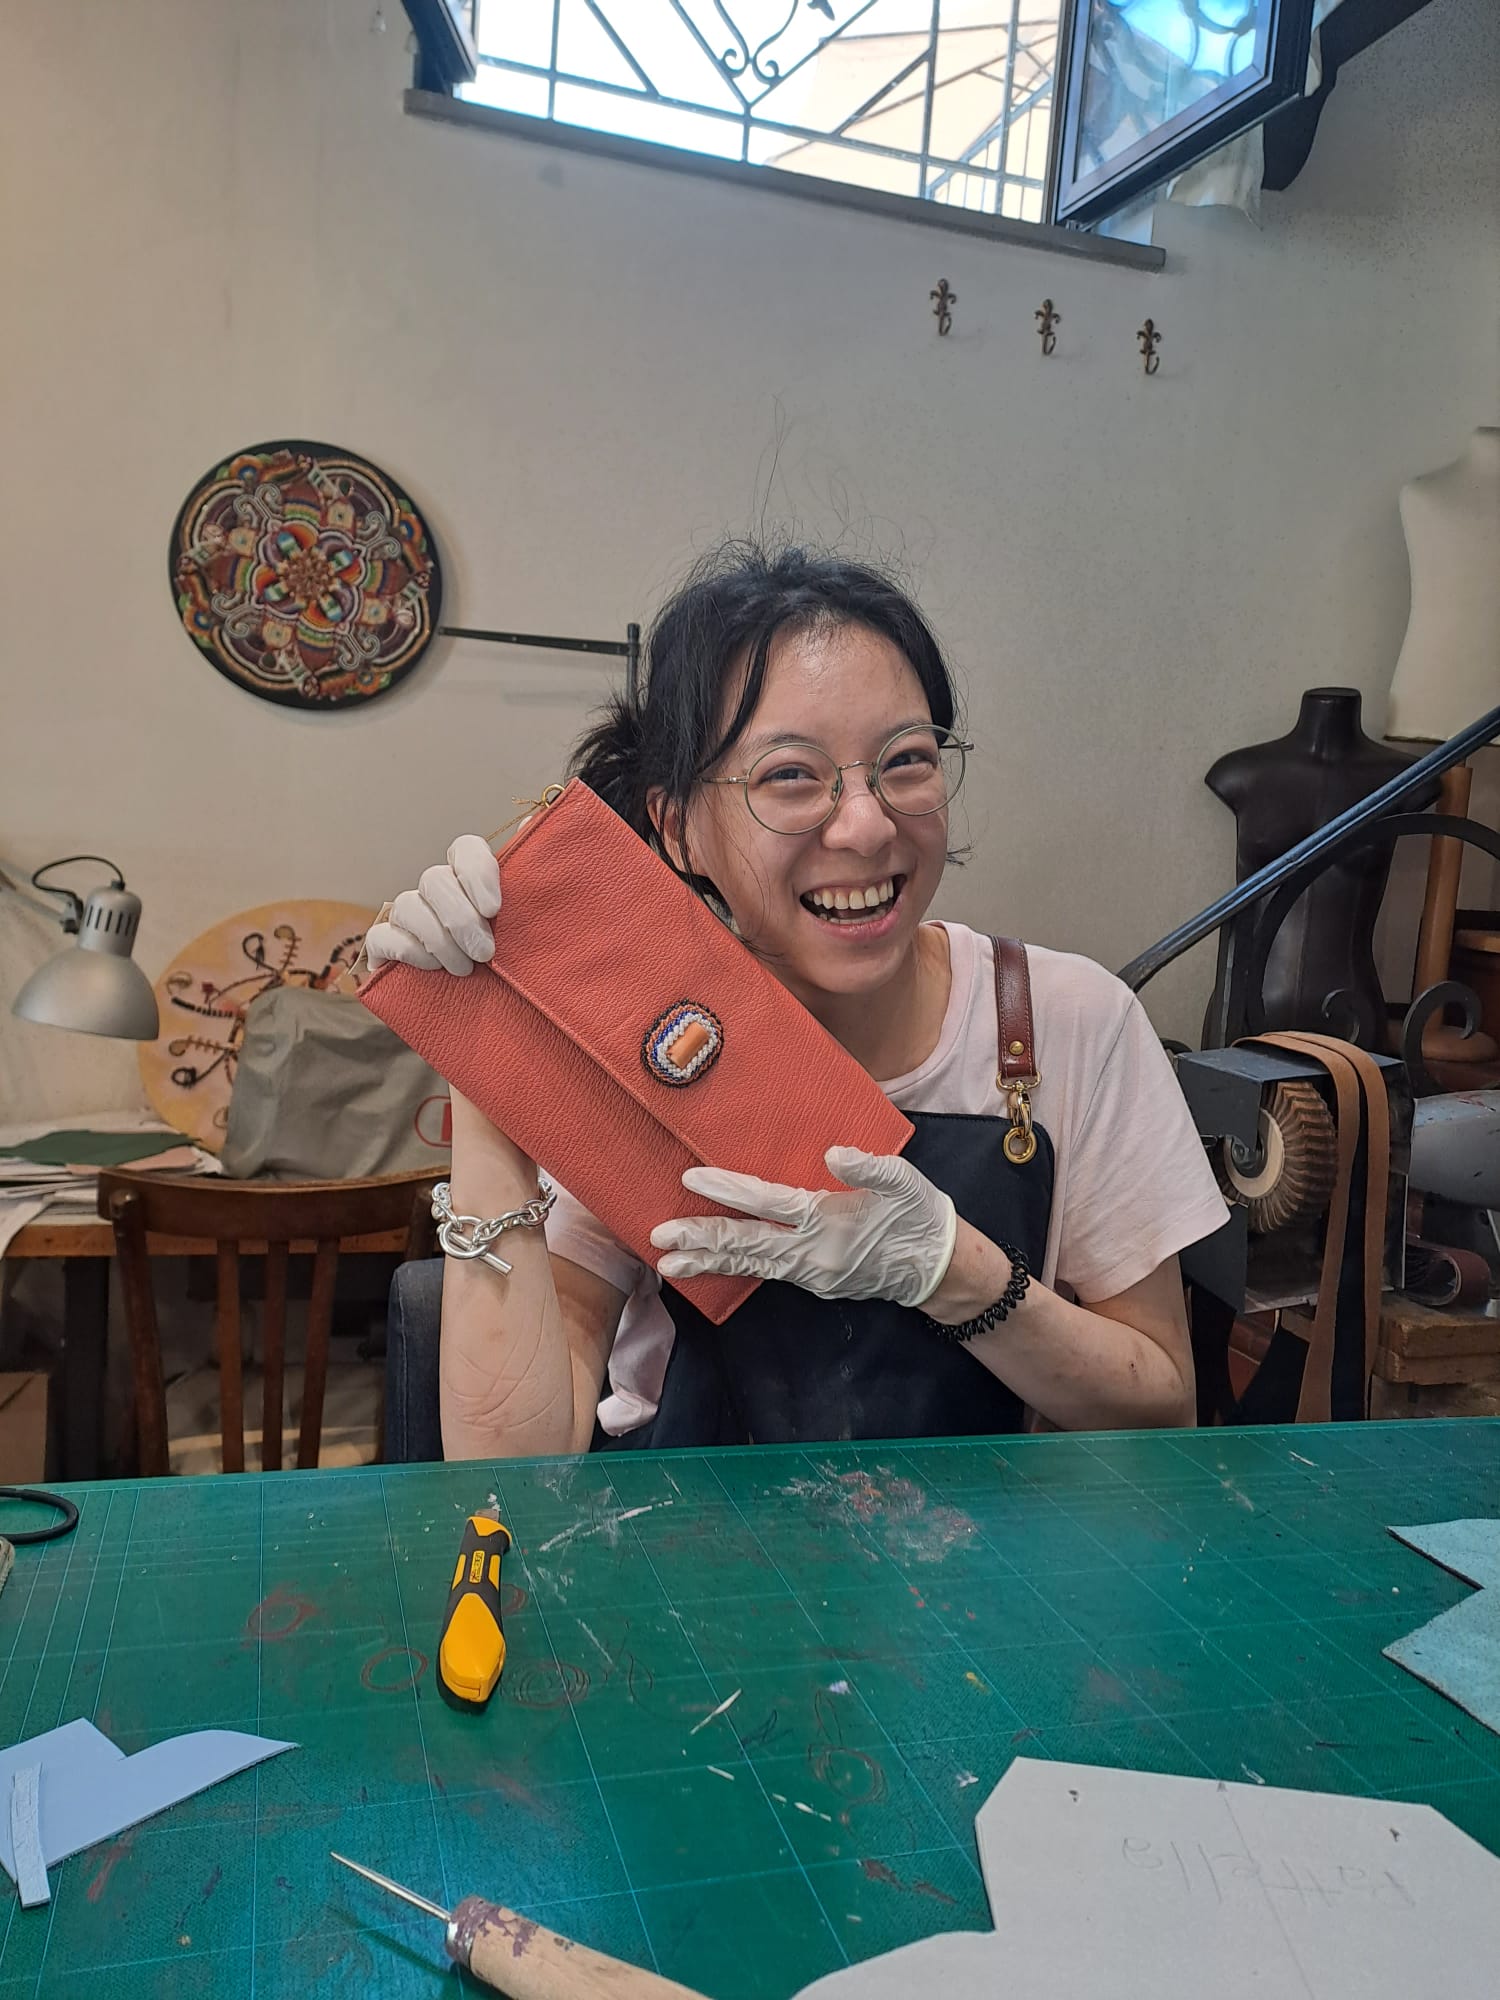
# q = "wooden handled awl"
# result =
<box><xmin>330</xmin><ymin>1851</ymin><xmax>711</xmax><ymax>1998</ymax></box>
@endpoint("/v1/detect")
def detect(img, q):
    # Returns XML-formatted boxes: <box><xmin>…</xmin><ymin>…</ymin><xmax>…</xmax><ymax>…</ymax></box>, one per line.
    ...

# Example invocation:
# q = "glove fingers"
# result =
<box><xmin>388</xmin><ymin>888</ymin><xmax>476</xmax><ymax>976</ymax></box>
<box><xmin>447</xmin><ymin>834</ymin><xmax>503</xmax><ymax>920</ymax></box>
<box><xmin>418</xmin><ymin>865</ymin><xmax>497</xmax><ymax>964</ymax></box>
<box><xmin>657</xmin><ymin>1243</ymin><xmax>783</xmax><ymax>1282</ymax></box>
<box><xmin>825</xmin><ymin>1146</ymin><xmax>914</xmax><ymax>1197</ymax></box>
<box><xmin>681</xmin><ymin>1166</ymin><xmax>813</xmax><ymax>1227</ymax></box>
<box><xmin>652</xmin><ymin>1216</ymin><xmax>794</xmax><ymax>1268</ymax></box>
<box><xmin>652</xmin><ymin>1215</ymin><xmax>759</xmax><ymax>1255</ymax></box>
<box><xmin>363</xmin><ymin>919</ymin><xmax>443</xmax><ymax>973</ymax></box>
<box><xmin>655</xmin><ymin>1249</ymin><xmax>723</xmax><ymax>1282</ymax></box>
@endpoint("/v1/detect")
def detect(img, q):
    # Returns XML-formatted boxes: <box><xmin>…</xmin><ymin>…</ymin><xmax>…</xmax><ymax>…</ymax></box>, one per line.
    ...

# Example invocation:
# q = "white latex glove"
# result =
<box><xmin>363</xmin><ymin>835</ymin><xmax>502</xmax><ymax>976</ymax></box>
<box><xmin>650</xmin><ymin>1145</ymin><xmax>958</xmax><ymax>1309</ymax></box>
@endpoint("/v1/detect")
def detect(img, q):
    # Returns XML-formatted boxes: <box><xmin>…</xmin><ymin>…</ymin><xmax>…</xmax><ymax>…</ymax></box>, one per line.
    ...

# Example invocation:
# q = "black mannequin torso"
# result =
<box><xmin>1205</xmin><ymin>688</ymin><xmax>1426</xmax><ymax>1043</ymax></box>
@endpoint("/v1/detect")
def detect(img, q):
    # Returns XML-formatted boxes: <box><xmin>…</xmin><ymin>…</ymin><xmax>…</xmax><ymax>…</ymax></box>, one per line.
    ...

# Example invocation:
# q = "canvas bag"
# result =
<box><xmin>221</xmin><ymin>986</ymin><xmax>451</xmax><ymax>1182</ymax></box>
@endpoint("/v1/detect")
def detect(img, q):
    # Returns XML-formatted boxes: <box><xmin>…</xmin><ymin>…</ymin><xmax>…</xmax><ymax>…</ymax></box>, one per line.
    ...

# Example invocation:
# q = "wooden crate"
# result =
<box><xmin>1372</xmin><ymin>1296</ymin><xmax>1500</xmax><ymax>1396</ymax></box>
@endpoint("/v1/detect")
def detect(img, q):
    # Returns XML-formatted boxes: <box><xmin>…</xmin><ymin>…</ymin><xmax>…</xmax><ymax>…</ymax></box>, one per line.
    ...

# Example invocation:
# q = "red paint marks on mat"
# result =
<box><xmin>1084</xmin><ymin>1666</ymin><xmax>1135</xmax><ymax>1710</ymax></box>
<box><xmin>85</xmin><ymin>1834</ymin><xmax>135</xmax><ymax>1904</ymax></box>
<box><xmin>246</xmin><ymin>1587</ymin><xmax>318</xmax><ymax>1641</ymax></box>
<box><xmin>858</xmin><ymin>1858</ymin><xmax>957</xmax><ymax>1905</ymax></box>
<box><xmin>360</xmin><ymin>1645</ymin><xmax>428</xmax><ymax>1693</ymax></box>
<box><xmin>780</xmin><ymin>1468</ymin><xmax>979</xmax><ymax>1565</ymax></box>
<box><xmin>488</xmin><ymin>1773</ymin><xmax>551</xmax><ymax>1815</ymax></box>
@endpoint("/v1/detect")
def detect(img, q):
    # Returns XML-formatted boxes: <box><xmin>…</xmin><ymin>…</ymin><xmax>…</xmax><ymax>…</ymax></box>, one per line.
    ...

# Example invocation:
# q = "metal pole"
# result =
<box><xmin>1118</xmin><ymin>701</ymin><xmax>1500</xmax><ymax>994</ymax></box>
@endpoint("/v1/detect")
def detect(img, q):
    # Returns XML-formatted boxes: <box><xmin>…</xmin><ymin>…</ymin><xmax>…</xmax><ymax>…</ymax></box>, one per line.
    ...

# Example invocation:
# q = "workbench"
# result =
<box><xmin>1</xmin><ymin>1421</ymin><xmax>1497</xmax><ymax>1997</ymax></box>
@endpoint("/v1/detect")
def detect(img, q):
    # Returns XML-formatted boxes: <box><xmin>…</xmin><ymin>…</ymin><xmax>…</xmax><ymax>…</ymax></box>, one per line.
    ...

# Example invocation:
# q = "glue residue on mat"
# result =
<box><xmin>781</xmin><ymin>1467</ymin><xmax>978</xmax><ymax>1564</ymax></box>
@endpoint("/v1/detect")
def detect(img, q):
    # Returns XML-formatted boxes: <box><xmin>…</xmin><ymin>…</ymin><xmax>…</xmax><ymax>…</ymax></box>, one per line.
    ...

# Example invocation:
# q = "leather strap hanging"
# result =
<box><xmin>991</xmin><ymin>937</ymin><xmax>1039</xmax><ymax>1165</ymax></box>
<box><xmin>1241</xmin><ymin>1033</ymin><xmax>1391</xmax><ymax>1422</ymax></box>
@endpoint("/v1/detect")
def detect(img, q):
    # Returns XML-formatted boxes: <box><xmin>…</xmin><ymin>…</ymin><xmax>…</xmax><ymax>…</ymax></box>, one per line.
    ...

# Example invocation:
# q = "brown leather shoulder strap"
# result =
<box><xmin>991</xmin><ymin>936</ymin><xmax>1037</xmax><ymax>1083</ymax></box>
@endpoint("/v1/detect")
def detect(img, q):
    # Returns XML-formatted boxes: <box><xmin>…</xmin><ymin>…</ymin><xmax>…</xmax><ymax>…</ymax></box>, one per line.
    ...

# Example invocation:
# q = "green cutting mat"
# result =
<box><xmin>1</xmin><ymin>1421</ymin><xmax>1498</xmax><ymax>1998</ymax></box>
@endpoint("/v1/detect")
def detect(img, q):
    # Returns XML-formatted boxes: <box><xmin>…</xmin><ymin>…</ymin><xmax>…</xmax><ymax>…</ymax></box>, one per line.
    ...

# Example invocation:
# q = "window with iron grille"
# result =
<box><xmin>461</xmin><ymin>2</ymin><xmax>1063</xmax><ymax>227</ymax></box>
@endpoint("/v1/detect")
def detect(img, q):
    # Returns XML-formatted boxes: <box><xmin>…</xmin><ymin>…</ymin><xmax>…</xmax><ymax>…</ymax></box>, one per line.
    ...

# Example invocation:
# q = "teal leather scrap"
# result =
<box><xmin>1385</xmin><ymin>1519</ymin><xmax>1500</xmax><ymax>1737</ymax></box>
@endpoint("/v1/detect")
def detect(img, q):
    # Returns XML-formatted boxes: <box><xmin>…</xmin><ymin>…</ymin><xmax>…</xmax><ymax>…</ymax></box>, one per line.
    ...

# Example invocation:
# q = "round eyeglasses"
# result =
<box><xmin>702</xmin><ymin>725</ymin><xmax>971</xmax><ymax>836</ymax></box>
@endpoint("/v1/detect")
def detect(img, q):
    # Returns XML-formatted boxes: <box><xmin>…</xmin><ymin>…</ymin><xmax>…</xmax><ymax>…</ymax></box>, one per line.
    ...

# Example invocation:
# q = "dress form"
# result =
<box><xmin>1386</xmin><ymin>427</ymin><xmax>1500</xmax><ymax>1065</ymax></box>
<box><xmin>1205</xmin><ymin>689</ymin><xmax>1421</xmax><ymax>1043</ymax></box>
<box><xmin>1387</xmin><ymin>427</ymin><xmax>1500</xmax><ymax>740</ymax></box>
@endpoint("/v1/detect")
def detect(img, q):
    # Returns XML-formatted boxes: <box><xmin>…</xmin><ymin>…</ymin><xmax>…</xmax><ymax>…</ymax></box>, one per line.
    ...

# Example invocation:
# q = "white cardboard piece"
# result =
<box><xmin>795</xmin><ymin>1759</ymin><xmax>1500</xmax><ymax>1999</ymax></box>
<box><xmin>10</xmin><ymin>1767</ymin><xmax>47</xmax><ymax>1908</ymax></box>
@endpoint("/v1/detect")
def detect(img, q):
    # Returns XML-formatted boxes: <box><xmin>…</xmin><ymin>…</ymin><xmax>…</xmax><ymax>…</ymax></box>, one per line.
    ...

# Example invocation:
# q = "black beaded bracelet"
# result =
<box><xmin>922</xmin><ymin>1244</ymin><xmax>1031</xmax><ymax>1344</ymax></box>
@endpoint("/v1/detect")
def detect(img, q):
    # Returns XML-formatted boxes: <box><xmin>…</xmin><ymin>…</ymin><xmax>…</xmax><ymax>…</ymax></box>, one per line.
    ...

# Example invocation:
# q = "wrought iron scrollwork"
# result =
<box><xmin>471</xmin><ymin>0</ymin><xmax>1054</xmax><ymax>223</ymax></box>
<box><xmin>712</xmin><ymin>0</ymin><xmax>811</xmax><ymax>84</ymax></box>
<box><xmin>1400</xmin><ymin>980</ymin><xmax>1487</xmax><ymax>1097</ymax></box>
<box><xmin>711</xmin><ymin>0</ymin><xmax>754</xmax><ymax>76</ymax></box>
<box><xmin>1206</xmin><ymin>810</ymin><xmax>1500</xmax><ymax>1091</ymax></box>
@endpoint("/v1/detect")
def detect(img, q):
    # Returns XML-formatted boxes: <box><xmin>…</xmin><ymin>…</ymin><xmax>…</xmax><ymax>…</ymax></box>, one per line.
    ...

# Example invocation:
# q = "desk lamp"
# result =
<box><xmin>9</xmin><ymin>855</ymin><xmax>160</xmax><ymax>1041</ymax></box>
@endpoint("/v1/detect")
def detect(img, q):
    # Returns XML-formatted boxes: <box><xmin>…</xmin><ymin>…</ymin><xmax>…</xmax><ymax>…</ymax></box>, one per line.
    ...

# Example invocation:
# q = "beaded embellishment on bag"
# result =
<box><xmin>643</xmin><ymin>1002</ymin><xmax>724</xmax><ymax>1087</ymax></box>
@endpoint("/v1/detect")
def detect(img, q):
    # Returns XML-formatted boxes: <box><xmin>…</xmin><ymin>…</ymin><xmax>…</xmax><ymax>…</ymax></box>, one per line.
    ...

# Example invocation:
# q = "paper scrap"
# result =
<box><xmin>1389</xmin><ymin>1519</ymin><xmax>1500</xmax><ymax>1589</ymax></box>
<box><xmin>688</xmin><ymin>1689</ymin><xmax>741</xmax><ymax>1736</ymax></box>
<box><xmin>0</xmin><ymin>1718</ymin><xmax>122</xmax><ymax>1859</ymax></box>
<box><xmin>10</xmin><ymin>1768</ymin><xmax>47</xmax><ymax>1908</ymax></box>
<box><xmin>794</xmin><ymin>1759</ymin><xmax>1500</xmax><ymax>1998</ymax></box>
<box><xmin>1385</xmin><ymin>1520</ymin><xmax>1500</xmax><ymax>1737</ymax></box>
<box><xmin>0</xmin><ymin>1727</ymin><xmax>292</xmax><ymax>1884</ymax></box>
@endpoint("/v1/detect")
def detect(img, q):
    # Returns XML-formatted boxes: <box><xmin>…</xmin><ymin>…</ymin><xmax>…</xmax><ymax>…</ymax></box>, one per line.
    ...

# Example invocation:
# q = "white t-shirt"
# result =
<box><xmin>544</xmin><ymin>922</ymin><xmax>1229</xmax><ymax>1436</ymax></box>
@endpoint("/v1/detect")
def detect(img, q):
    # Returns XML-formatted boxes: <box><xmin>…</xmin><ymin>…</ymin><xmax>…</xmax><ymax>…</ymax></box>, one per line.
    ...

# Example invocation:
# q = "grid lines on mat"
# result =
<box><xmin>0</xmin><ymin>1420</ymin><xmax>1496</xmax><ymax>1998</ymax></box>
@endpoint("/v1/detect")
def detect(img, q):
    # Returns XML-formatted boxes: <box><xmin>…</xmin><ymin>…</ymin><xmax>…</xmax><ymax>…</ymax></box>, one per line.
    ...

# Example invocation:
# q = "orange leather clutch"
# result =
<box><xmin>354</xmin><ymin>779</ymin><xmax>914</xmax><ymax>1322</ymax></box>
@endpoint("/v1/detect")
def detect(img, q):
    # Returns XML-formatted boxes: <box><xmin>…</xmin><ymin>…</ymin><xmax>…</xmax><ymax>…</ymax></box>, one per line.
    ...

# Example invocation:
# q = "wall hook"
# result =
<box><xmin>1035</xmin><ymin>299</ymin><xmax>1060</xmax><ymax>357</ymax></box>
<box><xmin>931</xmin><ymin>279</ymin><xmax>956</xmax><ymax>336</ymax></box>
<box><xmin>1137</xmin><ymin>318</ymin><xmax>1161</xmax><ymax>375</ymax></box>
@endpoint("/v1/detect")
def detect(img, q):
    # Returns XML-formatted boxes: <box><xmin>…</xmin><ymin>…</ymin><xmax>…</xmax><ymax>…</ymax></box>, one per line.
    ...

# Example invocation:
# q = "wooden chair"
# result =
<box><xmin>98</xmin><ymin>1169</ymin><xmax>438</xmax><ymax>1476</ymax></box>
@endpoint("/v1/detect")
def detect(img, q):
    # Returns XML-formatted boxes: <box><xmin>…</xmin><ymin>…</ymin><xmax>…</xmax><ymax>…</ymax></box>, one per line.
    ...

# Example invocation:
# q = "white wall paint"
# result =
<box><xmin>1</xmin><ymin>0</ymin><xmax>1496</xmax><ymax>1111</ymax></box>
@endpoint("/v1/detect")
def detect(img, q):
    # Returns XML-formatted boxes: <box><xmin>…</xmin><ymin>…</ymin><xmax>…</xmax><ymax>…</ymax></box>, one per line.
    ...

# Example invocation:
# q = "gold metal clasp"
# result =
<box><xmin>1000</xmin><ymin>1072</ymin><xmax>1040</xmax><ymax>1166</ymax></box>
<box><xmin>487</xmin><ymin>782</ymin><xmax>566</xmax><ymax>844</ymax></box>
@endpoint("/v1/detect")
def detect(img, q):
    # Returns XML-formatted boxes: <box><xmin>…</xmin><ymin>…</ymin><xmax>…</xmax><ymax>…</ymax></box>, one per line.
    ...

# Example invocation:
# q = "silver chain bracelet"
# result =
<box><xmin>431</xmin><ymin>1178</ymin><xmax>557</xmax><ymax>1275</ymax></box>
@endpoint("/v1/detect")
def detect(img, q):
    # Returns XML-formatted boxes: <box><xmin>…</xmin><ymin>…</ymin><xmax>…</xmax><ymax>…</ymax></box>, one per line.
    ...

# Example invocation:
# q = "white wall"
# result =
<box><xmin>2</xmin><ymin>0</ymin><xmax>1496</xmax><ymax>1108</ymax></box>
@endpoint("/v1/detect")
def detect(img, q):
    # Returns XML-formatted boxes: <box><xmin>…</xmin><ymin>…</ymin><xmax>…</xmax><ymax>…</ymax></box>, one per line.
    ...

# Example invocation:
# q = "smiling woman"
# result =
<box><xmin>364</xmin><ymin>542</ymin><xmax>1229</xmax><ymax>1459</ymax></box>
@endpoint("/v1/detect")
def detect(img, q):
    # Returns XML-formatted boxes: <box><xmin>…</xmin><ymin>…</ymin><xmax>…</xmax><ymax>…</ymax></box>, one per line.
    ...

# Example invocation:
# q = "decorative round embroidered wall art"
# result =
<box><xmin>170</xmin><ymin>440</ymin><xmax>442</xmax><ymax>706</ymax></box>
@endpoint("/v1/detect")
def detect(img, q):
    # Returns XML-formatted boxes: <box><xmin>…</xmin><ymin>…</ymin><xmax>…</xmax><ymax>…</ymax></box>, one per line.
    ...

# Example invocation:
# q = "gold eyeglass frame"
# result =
<box><xmin>700</xmin><ymin>726</ymin><xmax>972</xmax><ymax>835</ymax></box>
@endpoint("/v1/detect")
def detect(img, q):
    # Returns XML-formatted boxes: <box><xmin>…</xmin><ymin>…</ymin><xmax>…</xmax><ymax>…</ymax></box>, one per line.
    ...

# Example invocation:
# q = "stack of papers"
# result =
<box><xmin>0</xmin><ymin>1115</ymin><xmax>220</xmax><ymax>1258</ymax></box>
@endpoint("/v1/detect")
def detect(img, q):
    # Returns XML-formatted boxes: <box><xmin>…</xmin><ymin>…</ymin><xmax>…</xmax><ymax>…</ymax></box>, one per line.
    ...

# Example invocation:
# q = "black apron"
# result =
<box><xmin>594</xmin><ymin>935</ymin><xmax>1057</xmax><ymax>1449</ymax></box>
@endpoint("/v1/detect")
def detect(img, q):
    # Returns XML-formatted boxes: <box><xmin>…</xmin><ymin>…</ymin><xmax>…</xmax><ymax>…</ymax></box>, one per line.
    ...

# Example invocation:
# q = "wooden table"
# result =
<box><xmin>4</xmin><ymin>1208</ymin><xmax>411</xmax><ymax>1481</ymax></box>
<box><xmin>0</xmin><ymin>1423</ymin><xmax>1496</xmax><ymax>1997</ymax></box>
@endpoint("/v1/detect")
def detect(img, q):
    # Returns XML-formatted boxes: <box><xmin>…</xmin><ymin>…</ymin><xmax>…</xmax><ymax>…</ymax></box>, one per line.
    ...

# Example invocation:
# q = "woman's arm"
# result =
<box><xmin>923</xmin><ymin>1223</ymin><xmax>1195</xmax><ymax>1430</ymax></box>
<box><xmin>439</xmin><ymin>1089</ymin><xmax>623</xmax><ymax>1459</ymax></box>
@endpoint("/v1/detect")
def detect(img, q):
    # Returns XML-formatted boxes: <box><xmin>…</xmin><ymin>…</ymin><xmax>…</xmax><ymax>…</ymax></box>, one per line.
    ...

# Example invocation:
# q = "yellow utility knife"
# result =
<box><xmin>438</xmin><ymin>1505</ymin><xmax>512</xmax><ymax>1712</ymax></box>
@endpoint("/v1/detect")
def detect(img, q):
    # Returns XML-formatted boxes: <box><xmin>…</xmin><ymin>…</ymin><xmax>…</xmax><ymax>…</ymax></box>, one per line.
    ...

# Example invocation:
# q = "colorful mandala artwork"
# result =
<box><xmin>170</xmin><ymin>440</ymin><xmax>441</xmax><ymax>707</ymax></box>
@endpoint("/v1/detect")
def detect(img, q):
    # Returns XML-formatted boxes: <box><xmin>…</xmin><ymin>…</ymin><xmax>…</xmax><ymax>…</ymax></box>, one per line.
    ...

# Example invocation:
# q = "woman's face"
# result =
<box><xmin>678</xmin><ymin>620</ymin><xmax>952</xmax><ymax>1004</ymax></box>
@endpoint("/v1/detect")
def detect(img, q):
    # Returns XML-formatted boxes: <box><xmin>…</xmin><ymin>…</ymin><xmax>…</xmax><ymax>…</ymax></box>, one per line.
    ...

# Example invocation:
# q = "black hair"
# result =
<box><xmin>571</xmin><ymin>541</ymin><xmax>961</xmax><ymax>904</ymax></box>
